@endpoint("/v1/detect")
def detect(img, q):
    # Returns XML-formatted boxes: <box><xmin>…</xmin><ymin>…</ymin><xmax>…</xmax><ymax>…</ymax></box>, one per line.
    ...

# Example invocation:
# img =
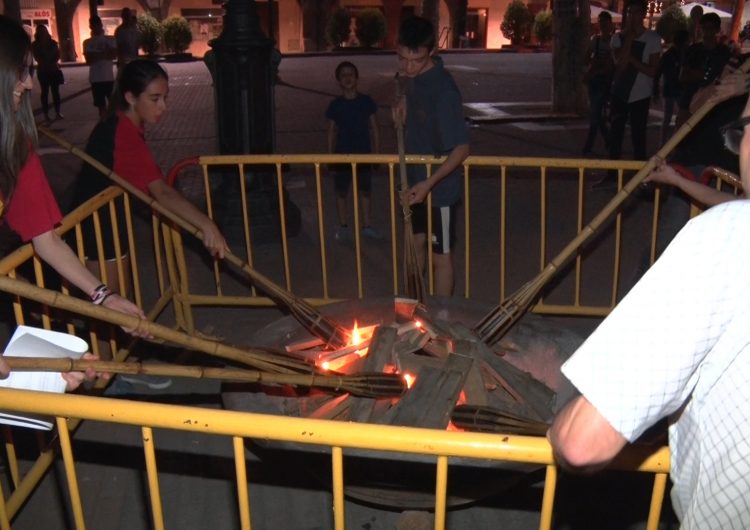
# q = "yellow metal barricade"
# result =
<box><xmin>2</xmin><ymin>152</ymin><xmax>729</xmax><ymax>528</ymax></box>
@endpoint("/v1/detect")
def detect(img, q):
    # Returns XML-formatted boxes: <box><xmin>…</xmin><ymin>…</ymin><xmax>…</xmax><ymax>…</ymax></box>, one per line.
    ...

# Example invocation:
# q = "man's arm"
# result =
<box><xmin>406</xmin><ymin>143</ymin><xmax>469</xmax><ymax>205</ymax></box>
<box><xmin>547</xmin><ymin>395</ymin><xmax>627</xmax><ymax>471</ymax></box>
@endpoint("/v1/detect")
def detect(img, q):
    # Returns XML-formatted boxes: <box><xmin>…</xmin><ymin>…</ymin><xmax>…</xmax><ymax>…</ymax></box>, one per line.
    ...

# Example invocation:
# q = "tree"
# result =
<box><xmin>552</xmin><ymin>0</ymin><xmax>589</xmax><ymax>113</ymax></box>
<box><xmin>501</xmin><ymin>0</ymin><xmax>533</xmax><ymax>45</ymax></box>
<box><xmin>356</xmin><ymin>8</ymin><xmax>387</xmax><ymax>48</ymax></box>
<box><xmin>325</xmin><ymin>6</ymin><xmax>351</xmax><ymax>48</ymax></box>
<box><xmin>162</xmin><ymin>16</ymin><xmax>192</xmax><ymax>54</ymax></box>
<box><xmin>533</xmin><ymin>11</ymin><xmax>553</xmax><ymax>45</ymax></box>
<box><xmin>137</xmin><ymin>13</ymin><xmax>164</xmax><ymax>56</ymax></box>
<box><xmin>53</xmin><ymin>0</ymin><xmax>83</xmax><ymax>62</ymax></box>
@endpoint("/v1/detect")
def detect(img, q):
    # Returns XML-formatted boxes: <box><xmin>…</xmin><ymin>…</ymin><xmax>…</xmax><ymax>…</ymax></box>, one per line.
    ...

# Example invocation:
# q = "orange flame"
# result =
<box><xmin>350</xmin><ymin>321</ymin><xmax>362</xmax><ymax>346</ymax></box>
<box><xmin>403</xmin><ymin>372</ymin><xmax>416</xmax><ymax>389</ymax></box>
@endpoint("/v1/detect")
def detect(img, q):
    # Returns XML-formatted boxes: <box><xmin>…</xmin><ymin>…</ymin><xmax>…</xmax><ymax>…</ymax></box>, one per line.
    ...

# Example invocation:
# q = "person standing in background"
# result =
<box><xmin>114</xmin><ymin>8</ymin><xmax>141</xmax><ymax>69</ymax></box>
<box><xmin>83</xmin><ymin>16</ymin><xmax>117</xmax><ymax>120</ymax></box>
<box><xmin>326</xmin><ymin>61</ymin><xmax>381</xmax><ymax>242</ymax></box>
<box><xmin>31</xmin><ymin>24</ymin><xmax>63</xmax><ymax>123</ymax></box>
<box><xmin>582</xmin><ymin>11</ymin><xmax>615</xmax><ymax>156</ymax></box>
<box><xmin>594</xmin><ymin>0</ymin><xmax>661</xmax><ymax>189</ymax></box>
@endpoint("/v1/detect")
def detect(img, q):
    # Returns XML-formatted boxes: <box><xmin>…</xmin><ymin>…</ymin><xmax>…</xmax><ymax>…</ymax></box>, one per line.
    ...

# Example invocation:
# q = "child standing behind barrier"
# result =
<box><xmin>326</xmin><ymin>61</ymin><xmax>381</xmax><ymax>242</ymax></box>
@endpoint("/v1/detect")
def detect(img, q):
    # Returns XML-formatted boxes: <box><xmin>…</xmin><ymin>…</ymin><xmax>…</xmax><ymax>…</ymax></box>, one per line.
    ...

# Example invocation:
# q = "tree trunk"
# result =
<box><xmin>298</xmin><ymin>0</ymin><xmax>336</xmax><ymax>51</ymax></box>
<box><xmin>4</xmin><ymin>0</ymin><xmax>22</xmax><ymax>21</ymax></box>
<box><xmin>552</xmin><ymin>0</ymin><xmax>589</xmax><ymax>114</ymax></box>
<box><xmin>420</xmin><ymin>0</ymin><xmax>440</xmax><ymax>45</ymax></box>
<box><xmin>383</xmin><ymin>0</ymin><xmax>404</xmax><ymax>48</ymax></box>
<box><xmin>446</xmin><ymin>0</ymin><xmax>468</xmax><ymax>48</ymax></box>
<box><xmin>53</xmin><ymin>0</ymin><xmax>83</xmax><ymax>62</ymax></box>
<box><xmin>729</xmin><ymin>0</ymin><xmax>744</xmax><ymax>43</ymax></box>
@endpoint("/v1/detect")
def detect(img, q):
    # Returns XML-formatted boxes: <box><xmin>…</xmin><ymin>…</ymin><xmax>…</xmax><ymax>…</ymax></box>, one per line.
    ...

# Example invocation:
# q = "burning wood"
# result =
<box><xmin>233</xmin><ymin>298</ymin><xmax>564</xmax><ymax>436</ymax></box>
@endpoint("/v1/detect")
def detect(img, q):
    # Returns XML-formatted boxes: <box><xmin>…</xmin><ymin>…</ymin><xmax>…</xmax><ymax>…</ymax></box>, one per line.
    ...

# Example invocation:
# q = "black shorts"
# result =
<box><xmin>331</xmin><ymin>164</ymin><xmax>372</xmax><ymax>196</ymax></box>
<box><xmin>91</xmin><ymin>81</ymin><xmax>114</xmax><ymax>108</ymax></box>
<box><xmin>411</xmin><ymin>203</ymin><xmax>457</xmax><ymax>255</ymax></box>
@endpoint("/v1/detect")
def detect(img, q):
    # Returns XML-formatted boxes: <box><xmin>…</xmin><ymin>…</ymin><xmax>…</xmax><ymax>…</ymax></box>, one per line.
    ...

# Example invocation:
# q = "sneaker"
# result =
<box><xmin>118</xmin><ymin>374</ymin><xmax>173</xmax><ymax>390</ymax></box>
<box><xmin>361</xmin><ymin>225</ymin><xmax>382</xmax><ymax>240</ymax></box>
<box><xmin>335</xmin><ymin>225</ymin><xmax>351</xmax><ymax>242</ymax></box>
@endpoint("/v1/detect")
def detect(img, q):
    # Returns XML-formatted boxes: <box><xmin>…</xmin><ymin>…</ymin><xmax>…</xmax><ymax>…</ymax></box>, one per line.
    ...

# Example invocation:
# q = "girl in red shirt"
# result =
<box><xmin>0</xmin><ymin>16</ymin><xmax>149</xmax><ymax>385</ymax></box>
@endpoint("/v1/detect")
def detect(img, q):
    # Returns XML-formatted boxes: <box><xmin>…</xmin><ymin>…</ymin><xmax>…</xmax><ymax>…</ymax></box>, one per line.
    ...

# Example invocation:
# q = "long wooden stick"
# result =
<box><xmin>0</xmin><ymin>275</ymin><xmax>311</xmax><ymax>375</ymax></box>
<box><xmin>475</xmin><ymin>59</ymin><xmax>750</xmax><ymax>344</ymax></box>
<box><xmin>38</xmin><ymin>127</ymin><xmax>350</xmax><ymax>350</ymax></box>
<box><xmin>395</xmin><ymin>75</ymin><xmax>426</xmax><ymax>301</ymax></box>
<box><xmin>1</xmin><ymin>356</ymin><xmax>406</xmax><ymax>398</ymax></box>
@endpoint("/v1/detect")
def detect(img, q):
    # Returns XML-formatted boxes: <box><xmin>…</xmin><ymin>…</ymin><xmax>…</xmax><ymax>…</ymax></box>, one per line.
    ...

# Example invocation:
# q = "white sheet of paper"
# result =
<box><xmin>0</xmin><ymin>326</ymin><xmax>88</xmax><ymax>430</ymax></box>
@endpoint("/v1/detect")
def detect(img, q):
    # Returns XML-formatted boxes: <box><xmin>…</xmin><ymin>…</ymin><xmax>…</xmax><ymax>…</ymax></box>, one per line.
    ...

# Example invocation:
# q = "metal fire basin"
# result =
<box><xmin>222</xmin><ymin>296</ymin><xmax>583</xmax><ymax>508</ymax></box>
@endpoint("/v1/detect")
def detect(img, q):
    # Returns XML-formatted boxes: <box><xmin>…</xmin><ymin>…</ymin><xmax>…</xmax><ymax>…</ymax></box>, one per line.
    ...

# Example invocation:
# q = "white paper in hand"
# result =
<box><xmin>0</xmin><ymin>325</ymin><xmax>88</xmax><ymax>430</ymax></box>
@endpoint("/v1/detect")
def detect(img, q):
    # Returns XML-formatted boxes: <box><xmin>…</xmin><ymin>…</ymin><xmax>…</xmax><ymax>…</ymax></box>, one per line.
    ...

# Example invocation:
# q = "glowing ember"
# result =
<box><xmin>403</xmin><ymin>372</ymin><xmax>416</xmax><ymax>389</ymax></box>
<box><xmin>350</xmin><ymin>321</ymin><xmax>363</xmax><ymax>346</ymax></box>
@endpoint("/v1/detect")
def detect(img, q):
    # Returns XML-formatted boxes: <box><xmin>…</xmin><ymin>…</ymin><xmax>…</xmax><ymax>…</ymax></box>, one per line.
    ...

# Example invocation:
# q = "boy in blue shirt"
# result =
<box><xmin>326</xmin><ymin>61</ymin><xmax>380</xmax><ymax>241</ymax></box>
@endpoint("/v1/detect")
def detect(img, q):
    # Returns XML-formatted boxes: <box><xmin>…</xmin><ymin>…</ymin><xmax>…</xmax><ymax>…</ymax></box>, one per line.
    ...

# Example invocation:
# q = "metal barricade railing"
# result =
<box><xmin>0</xmin><ymin>387</ymin><xmax>670</xmax><ymax>530</ymax></box>
<box><xmin>0</xmin><ymin>152</ymin><xmax>700</xmax><ymax>529</ymax></box>
<box><xmin>164</xmin><ymin>154</ymin><xmax>660</xmax><ymax>332</ymax></box>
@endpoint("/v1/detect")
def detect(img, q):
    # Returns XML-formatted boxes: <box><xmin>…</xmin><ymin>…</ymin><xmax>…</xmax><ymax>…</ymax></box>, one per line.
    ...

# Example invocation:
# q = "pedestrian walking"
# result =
<box><xmin>83</xmin><ymin>16</ymin><xmax>117</xmax><ymax>120</ymax></box>
<box><xmin>31</xmin><ymin>24</ymin><xmax>64</xmax><ymax>123</ymax></box>
<box><xmin>326</xmin><ymin>61</ymin><xmax>381</xmax><ymax>242</ymax></box>
<box><xmin>115</xmin><ymin>8</ymin><xmax>141</xmax><ymax>69</ymax></box>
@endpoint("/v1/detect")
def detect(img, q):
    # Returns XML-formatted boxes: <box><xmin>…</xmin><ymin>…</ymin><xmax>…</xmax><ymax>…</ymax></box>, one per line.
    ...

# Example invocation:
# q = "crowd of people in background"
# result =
<box><xmin>584</xmin><ymin>0</ymin><xmax>742</xmax><ymax>189</ymax></box>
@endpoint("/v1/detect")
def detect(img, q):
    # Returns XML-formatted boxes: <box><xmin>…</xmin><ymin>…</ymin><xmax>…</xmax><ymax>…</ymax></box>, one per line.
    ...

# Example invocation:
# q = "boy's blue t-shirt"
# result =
<box><xmin>404</xmin><ymin>59</ymin><xmax>468</xmax><ymax>207</ymax></box>
<box><xmin>325</xmin><ymin>93</ymin><xmax>377</xmax><ymax>154</ymax></box>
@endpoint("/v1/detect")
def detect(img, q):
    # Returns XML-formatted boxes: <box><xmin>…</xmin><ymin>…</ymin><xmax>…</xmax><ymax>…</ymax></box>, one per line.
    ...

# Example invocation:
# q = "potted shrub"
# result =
<box><xmin>326</xmin><ymin>7</ymin><xmax>352</xmax><ymax>49</ymax></box>
<box><xmin>355</xmin><ymin>8</ymin><xmax>386</xmax><ymax>48</ymax></box>
<box><xmin>162</xmin><ymin>16</ymin><xmax>193</xmax><ymax>60</ymax></box>
<box><xmin>501</xmin><ymin>0</ymin><xmax>533</xmax><ymax>47</ymax></box>
<box><xmin>533</xmin><ymin>10</ymin><xmax>553</xmax><ymax>48</ymax></box>
<box><xmin>137</xmin><ymin>13</ymin><xmax>163</xmax><ymax>57</ymax></box>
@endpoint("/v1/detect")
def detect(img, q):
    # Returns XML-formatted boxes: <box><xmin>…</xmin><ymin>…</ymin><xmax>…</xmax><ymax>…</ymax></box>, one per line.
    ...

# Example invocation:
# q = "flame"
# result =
<box><xmin>403</xmin><ymin>372</ymin><xmax>416</xmax><ymax>389</ymax></box>
<box><xmin>350</xmin><ymin>321</ymin><xmax>362</xmax><ymax>346</ymax></box>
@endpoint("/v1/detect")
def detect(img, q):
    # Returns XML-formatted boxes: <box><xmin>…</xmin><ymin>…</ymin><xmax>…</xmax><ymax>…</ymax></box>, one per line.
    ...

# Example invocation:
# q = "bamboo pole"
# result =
<box><xmin>0</xmin><ymin>275</ymin><xmax>310</xmax><ymax>375</ymax></box>
<box><xmin>475</xmin><ymin>60</ymin><xmax>750</xmax><ymax>344</ymax></box>
<box><xmin>38</xmin><ymin>127</ymin><xmax>350</xmax><ymax>350</ymax></box>
<box><xmin>395</xmin><ymin>75</ymin><xmax>426</xmax><ymax>301</ymax></box>
<box><xmin>1</xmin><ymin>357</ymin><xmax>406</xmax><ymax>398</ymax></box>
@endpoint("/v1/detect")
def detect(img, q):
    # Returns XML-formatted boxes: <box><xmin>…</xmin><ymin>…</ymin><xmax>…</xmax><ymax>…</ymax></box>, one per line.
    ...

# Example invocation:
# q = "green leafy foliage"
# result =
<box><xmin>326</xmin><ymin>7</ymin><xmax>352</xmax><ymax>48</ymax></box>
<box><xmin>533</xmin><ymin>10</ymin><xmax>553</xmax><ymax>44</ymax></box>
<box><xmin>162</xmin><ymin>16</ymin><xmax>193</xmax><ymax>54</ymax></box>
<box><xmin>137</xmin><ymin>14</ymin><xmax>163</xmax><ymax>56</ymax></box>
<box><xmin>501</xmin><ymin>0</ymin><xmax>533</xmax><ymax>45</ymax></box>
<box><xmin>656</xmin><ymin>5</ymin><xmax>688</xmax><ymax>43</ymax></box>
<box><xmin>355</xmin><ymin>8</ymin><xmax>387</xmax><ymax>48</ymax></box>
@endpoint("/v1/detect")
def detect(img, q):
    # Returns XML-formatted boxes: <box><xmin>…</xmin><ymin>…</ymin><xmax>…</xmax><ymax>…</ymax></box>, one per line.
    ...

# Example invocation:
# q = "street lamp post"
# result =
<box><xmin>210</xmin><ymin>0</ymin><xmax>274</xmax><ymax>155</ymax></box>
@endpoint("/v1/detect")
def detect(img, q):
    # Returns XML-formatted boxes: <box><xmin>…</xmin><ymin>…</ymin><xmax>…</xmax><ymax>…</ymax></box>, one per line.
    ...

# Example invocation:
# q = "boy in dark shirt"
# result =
<box><xmin>394</xmin><ymin>16</ymin><xmax>470</xmax><ymax>296</ymax></box>
<box><xmin>326</xmin><ymin>61</ymin><xmax>380</xmax><ymax>241</ymax></box>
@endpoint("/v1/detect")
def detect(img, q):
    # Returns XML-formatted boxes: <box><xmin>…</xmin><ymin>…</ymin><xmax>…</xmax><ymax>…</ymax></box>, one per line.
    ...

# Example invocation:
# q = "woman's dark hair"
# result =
<box><xmin>110</xmin><ymin>59</ymin><xmax>168</xmax><ymax>114</ymax></box>
<box><xmin>335</xmin><ymin>61</ymin><xmax>358</xmax><ymax>80</ymax></box>
<box><xmin>0</xmin><ymin>15</ymin><xmax>36</xmax><ymax>201</ymax></box>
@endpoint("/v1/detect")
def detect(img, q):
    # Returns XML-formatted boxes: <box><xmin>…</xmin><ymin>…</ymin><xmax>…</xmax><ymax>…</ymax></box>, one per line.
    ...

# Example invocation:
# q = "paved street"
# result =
<box><xmin>8</xmin><ymin>52</ymin><xmax>675</xmax><ymax>529</ymax></box>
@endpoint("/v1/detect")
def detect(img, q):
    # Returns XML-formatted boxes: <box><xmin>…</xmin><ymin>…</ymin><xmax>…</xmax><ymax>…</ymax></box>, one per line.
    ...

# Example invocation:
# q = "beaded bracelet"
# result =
<box><xmin>90</xmin><ymin>284</ymin><xmax>111</xmax><ymax>305</ymax></box>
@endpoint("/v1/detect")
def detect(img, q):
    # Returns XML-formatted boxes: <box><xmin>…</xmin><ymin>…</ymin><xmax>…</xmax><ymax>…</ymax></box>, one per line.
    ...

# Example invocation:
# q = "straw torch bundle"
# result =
<box><xmin>475</xmin><ymin>58</ymin><xmax>750</xmax><ymax>345</ymax></box>
<box><xmin>395</xmin><ymin>74</ymin><xmax>426</xmax><ymax>301</ymax></box>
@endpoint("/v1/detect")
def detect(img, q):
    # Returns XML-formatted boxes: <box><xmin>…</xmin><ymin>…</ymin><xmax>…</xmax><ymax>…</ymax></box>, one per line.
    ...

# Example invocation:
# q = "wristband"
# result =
<box><xmin>90</xmin><ymin>285</ymin><xmax>111</xmax><ymax>305</ymax></box>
